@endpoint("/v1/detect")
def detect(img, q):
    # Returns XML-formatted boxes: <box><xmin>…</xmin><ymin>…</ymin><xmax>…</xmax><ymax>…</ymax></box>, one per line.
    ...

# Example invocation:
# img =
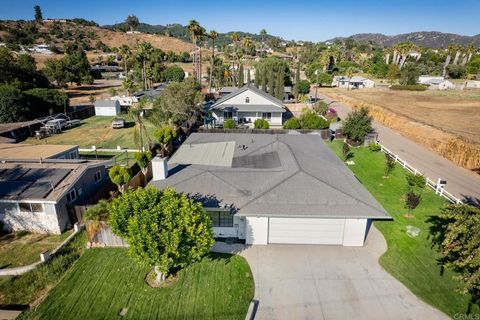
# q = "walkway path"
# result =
<box><xmin>318</xmin><ymin>92</ymin><xmax>480</xmax><ymax>205</ymax></box>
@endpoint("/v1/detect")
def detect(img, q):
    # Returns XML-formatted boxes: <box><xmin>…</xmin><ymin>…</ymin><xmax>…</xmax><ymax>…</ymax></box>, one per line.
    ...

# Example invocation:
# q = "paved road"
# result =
<box><xmin>213</xmin><ymin>227</ymin><xmax>448</xmax><ymax>320</ymax></box>
<box><xmin>318</xmin><ymin>93</ymin><xmax>480</xmax><ymax>206</ymax></box>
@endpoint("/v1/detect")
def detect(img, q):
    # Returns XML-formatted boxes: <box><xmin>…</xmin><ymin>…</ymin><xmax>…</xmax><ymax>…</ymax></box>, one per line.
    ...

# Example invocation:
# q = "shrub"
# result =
<box><xmin>108</xmin><ymin>165</ymin><xmax>131</xmax><ymax>192</ymax></box>
<box><xmin>299</xmin><ymin>109</ymin><xmax>329</xmax><ymax>129</ymax></box>
<box><xmin>283</xmin><ymin>118</ymin><xmax>301</xmax><ymax>129</ymax></box>
<box><xmin>296</xmin><ymin>80</ymin><xmax>311</xmax><ymax>95</ymax></box>
<box><xmin>135</xmin><ymin>151</ymin><xmax>153</xmax><ymax>171</ymax></box>
<box><xmin>254</xmin><ymin>119</ymin><xmax>269</xmax><ymax>129</ymax></box>
<box><xmin>162</xmin><ymin>65</ymin><xmax>185</xmax><ymax>82</ymax></box>
<box><xmin>223</xmin><ymin>119</ymin><xmax>236</xmax><ymax>129</ymax></box>
<box><xmin>368</xmin><ymin>143</ymin><xmax>381</xmax><ymax>152</ymax></box>
<box><xmin>314</xmin><ymin>101</ymin><xmax>328</xmax><ymax>115</ymax></box>
<box><xmin>342</xmin><ymin>107</ymin><xmax>372</xmax><ymax>143</ymax></box>
<box><xmin>384</xmin><ymin>153</ymin><xmax>395</xmax><ymax>177</ymax></box>
<box><xmin>390</xmin><ymin>84</ymin><xmax>428</xmax><ymax>91</ymax></box>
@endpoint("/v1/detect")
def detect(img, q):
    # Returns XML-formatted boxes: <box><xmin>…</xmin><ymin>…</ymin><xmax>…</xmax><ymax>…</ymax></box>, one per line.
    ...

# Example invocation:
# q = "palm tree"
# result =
<box><xmin>230</xmin><ymin>33</ymin><xmax>241</xmax><ymax>86</ymax></box>
<box><xmin>137</xmin><ymin>42</ymin><xmax>153</xmax><ymax>91</ymax></box>
<box><xmin>346</xmin><ymin>67</ymin><xmax>354</xmax><ymax>90</ymax></box>
<box><xmin>260</xmin><ymin>29</ymin><xmax>267</xmax><ymax>49</ymax></box>
<box><xmin>188</xmin><ymin>20</ymin><xmax>202</xmax><ymax>81</ymax></box>
<box><xmin>129</xmin><ymin>97</ymin><xmax>151</xmax><ymax>152</ymax></box>
<box><xmin>208</xmin><ymin>30</ymin><xmax>218</xmax><ymax>95</ymax></box>
<box><xmin>122</xmin><ymin>76</ymin><xmax>136</xmax><ymax>96</ymax></box>
<box><xmin>118</xmin><ymin>44</ymin><xmax>131</xmax><ymax>75</ymax></box>
<box><xmin>242</xmin><ymin>36</ymin><xmax>253</xmax><ymax>54</ymax></box>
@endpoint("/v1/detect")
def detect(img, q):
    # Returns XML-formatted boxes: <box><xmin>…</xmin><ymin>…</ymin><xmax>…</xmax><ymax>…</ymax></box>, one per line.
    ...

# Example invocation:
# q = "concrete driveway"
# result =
<box><xmin>214</xmin><ymin>227</ymin><xmax>448</xmax><ymax>320</ymax></box>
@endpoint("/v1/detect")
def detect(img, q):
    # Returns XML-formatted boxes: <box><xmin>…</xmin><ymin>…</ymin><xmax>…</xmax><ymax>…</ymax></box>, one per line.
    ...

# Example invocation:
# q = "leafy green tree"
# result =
<box><xmin>108</xmin><ymin>165</ymin><xmax>131</xmax><ymax>193</ymax></box>
<box><xmin>384</xmin><ymin>153</ymin><xmax>395</xmax><ymax>177</ymax></box>
<box><xmin>342</xmin><ymin>107</ymin><xmax>373</xmax><ymax>143</ymax></box>
<box><xmin>275</xmin><ymin>68</ymin><xmax>284</xmax><ymax>100</ymax></box>
<box><xmin>399</xmin><ymin>63</ymin><xmax>420</xmax><ymax>85</ymax></box>
<box><xmin>283</xmin><ymin>118</ymin><xmax>301</xmax><ymax>129</ymax></box>
<box><xmin>34</xmin><ymin>5</ymin><xmax>43</xmax><ymax>23</ymax></box>
<box><xmin>135</xmin><ymin>151</ymin><xmax>153</xmax><ymax>174</ymax></box>
<box><xmin>162</xmin><ymin>65</ymin><xmax>185</xmax><ymax>82</ymax></box>
<box><xmin>109</xmin><ymin>186</ymin><xmax>214</xmax><ymax>283</ymax></box>
<box><xmin>299</xmin><ymin>109</ymin><xmax>329</xmax><ymax>129</ymax></box>
<box><xmin>430</xmin><ymin>204</ymin><xmax>480</xmax><ymax>304</ymax></box>
<box><xmin>152</xmin><ymin>78</ymin><xmax>202</xmax><ymax>126</ymax></box>
<box><xmin>0</xmin><ymin>48</ymin><xmax>49</xmax><ymax>90</ymax></box>
<box><xmin>125</xmin><ymin>15</ymin><xmax>139</xmax><ymax>32</ymax></box>
<box><xmin>466</xmin><ymin>55</ymin><xmax>480</xmax><ymax>74</ymax></box>
<box><xmin>316</xmin><ymin>73</ymin><xmax>333</xmax><ymax>86</ymax></box>
<box><xmin>254</xmin><ymin>119</ymin><xmax>269</xmax><ymax>129</ymax></box>
<box><xmin>405</xmin><ymin>173</ymin><xmax>426</xmax><ymax>194</ymax></box>
<box><xmin>297</xmin><ymin>80</ymin><xmax>311</xmax><ymax>95</ymax></box>
<box><xmin>314</xmin><ymin>101</ymin><xmax>328</xmax><ymax>115</ymax></box>
<box><xmin>122</xmin><ymin>76</ymin><xmax>136</xmax><ymax>96</ymax></box>
<box><xmin>154</xmin><ymin>126</ymin><xmax>177</xmax><ymax>157</ymax></box>
<box><xmin>25</xmin><ymin>88</ymin><xmax>68</xmax><ymax>116</ymax></box>
<box><xmin>446</xmin><ymin>64</ymin><xmax>466</xmax><ymax>79</ymax></box>
<box><xmin>238</xmin><ymin>64</ymin><xmax>244</xmax><ymax>87</ymax></box>
<box><xmin>0</xmin><ymin>84</ymin><xmax>28</xmax><ymax>123</ymax></box>
<box><xmin>387</xmin><ymin>64</ymin><xmax>400</xmax><ymax>85</ymax></box>
<box><xmin>44</xmin><ymin>49</ymin><xmax>92</xmax><ymax>86</ymax></box>
<box><xmin>223</xmin><ymin>118</ymin><xmax>236</xmax><ymax>129</ymax></box>
<box><xmin>294</xmin><ymin>62</ymin><xmax>300</xmax><ymax>102</ymax></box>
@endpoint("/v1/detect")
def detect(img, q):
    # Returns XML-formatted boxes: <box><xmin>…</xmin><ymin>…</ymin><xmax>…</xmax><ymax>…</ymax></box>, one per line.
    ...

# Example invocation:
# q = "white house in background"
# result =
<box><xmin>418</xmin><ymin>76</ymin><xmax>454</xmax><ymax>90</ymax></box>
<box><xmin>110</xmin><ymin>95</ymin><xmax>134</xmax><ymax>107</ymax></box>
<box><xmin>209</xmin><ymin>86</ymin><xmax>286</xmax><ymax>127</ymax></box>
<box><xmin>151</xmin><ymin>133</ymin><xmax>390</xmax><ymax>246</ymax></box>
<box><xmin>31</xmin><ymin>44</ymin><xmax>53</xmax><ymax>54</ymax></box>
<box><xmin>94</xmin><ymin>100</ymin><xmax>121</xmax><ymax>116</ymax></box>
<box><xmin>418</xmin><ymin>75</ymin><xmax>444</xmax><ymax>84</ymax></box>
<box><xmin>332</xmin><ymin>76</ymin><xmax>375</xmax><ymax>89</ymax></box>
<box><xmin>465</xmin><ymin>80</ymin><xmax>480</xmax><ymax>89</ymax></box>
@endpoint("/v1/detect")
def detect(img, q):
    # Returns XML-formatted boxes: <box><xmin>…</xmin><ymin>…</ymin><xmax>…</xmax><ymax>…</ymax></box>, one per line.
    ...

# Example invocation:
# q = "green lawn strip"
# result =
<box><xmin>27</xmin><ymin>249</ymin><xmax>253</xmax><ymax>320</ymax></box>
<box><xmin>327</xmin><ymin>141</ymin><xmax>478</xmax><ymax>316</ymax></box>
<box><xmin>0</xmin><ymin>231</ymin><xmax>72</xmax><ymax>268</ymax></box>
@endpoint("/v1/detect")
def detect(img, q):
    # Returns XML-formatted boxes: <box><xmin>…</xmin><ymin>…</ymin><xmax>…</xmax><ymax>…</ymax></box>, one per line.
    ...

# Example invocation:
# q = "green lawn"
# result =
<box><xmin>24</xmin><ymin>116</ymin><xmax>157</xmax><ymax>149</ymax></box>
<box><xmin>23</xmin><ymin>249</ymin><xmax>254</xmax><ymax>320</ymax></box>
<box><xmin>0</xmin><ymin>231</ymin><xmax>72</xmax><ymax>268</ymax></box>
<box><xmin>328</xmin><ymin>141</ymin><xmax>479</xmax><ymax>316</ymax></box>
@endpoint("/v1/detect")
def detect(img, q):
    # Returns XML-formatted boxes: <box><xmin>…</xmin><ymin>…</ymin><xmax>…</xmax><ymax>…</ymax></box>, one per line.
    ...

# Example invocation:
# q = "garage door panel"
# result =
<box><xmin>268</xmin><ymin>218</ymin><xmax>345</xmax><ymax>245</ymax></box>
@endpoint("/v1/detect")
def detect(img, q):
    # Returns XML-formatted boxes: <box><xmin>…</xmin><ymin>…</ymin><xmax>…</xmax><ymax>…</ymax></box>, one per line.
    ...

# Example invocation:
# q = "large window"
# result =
<box><xmin>262</xmin><ymin>112</ymin><xmax>272</xmax><ymax>121</ymax></box>
<box><xmin>94</xmin><ymin>170</ymin><xmax>102</xmax><ymax>183</ymax></box>
<box><xmin>223</xmin><ymin>111</ymin><xmax>233</xmax><ymax>119</ymax></box>
<box><xmin>19</xmin><ymin>203</ymin><xmax>44</xmax><ymax>213</ymax></box>
<box><xmin>207</xmin><ymin>211</ymin><xmax>234</xmax><ymax>227</ymax></box>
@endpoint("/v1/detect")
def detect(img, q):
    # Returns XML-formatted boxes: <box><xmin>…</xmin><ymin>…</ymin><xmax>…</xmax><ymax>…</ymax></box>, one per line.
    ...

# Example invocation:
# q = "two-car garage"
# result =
<box><xmin>245</xmin><ymin>217</ymin><xmax>369</xmax><ymax>247</ymax></box>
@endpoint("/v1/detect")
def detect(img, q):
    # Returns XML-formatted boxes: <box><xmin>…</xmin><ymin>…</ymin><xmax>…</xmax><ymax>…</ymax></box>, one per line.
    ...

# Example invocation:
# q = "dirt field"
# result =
<box><xmin>66</xmin><ymin>79</ymin><xmax>123</xmax><ymax>106</ymax></box>
<box><xmin>322</xmin><ymin>88</ymin><xmax>480</xmax><ymax>171</ymax></box>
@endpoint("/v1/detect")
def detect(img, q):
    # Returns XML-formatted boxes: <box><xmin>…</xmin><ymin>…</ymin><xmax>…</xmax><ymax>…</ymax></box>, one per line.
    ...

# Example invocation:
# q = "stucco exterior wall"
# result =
<box><xmin>0</xmin><ymin>201</ymin><xmax>63</xmax><ymax>234</ymax></box>
<box><xmin>246</xmin><ymin>217</ymin><xmax>269</xmax><ymax>245</ymax></box>
<box><xmin>342</xmin><ymin>218</ymin><xmax>368</xmax><ymax>246</ymax></box>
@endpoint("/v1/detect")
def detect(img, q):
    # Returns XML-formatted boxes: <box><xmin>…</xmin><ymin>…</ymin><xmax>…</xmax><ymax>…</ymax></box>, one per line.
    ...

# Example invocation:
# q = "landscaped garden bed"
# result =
<box><xmin>22</xmin><ymin>248</ymin><xmax>254</xmax><ymax>320</ymax></box>
<box><xmin>327</xmin><ymin>140</ymin><xmax>479</xmax><ymax>316</ymax></box>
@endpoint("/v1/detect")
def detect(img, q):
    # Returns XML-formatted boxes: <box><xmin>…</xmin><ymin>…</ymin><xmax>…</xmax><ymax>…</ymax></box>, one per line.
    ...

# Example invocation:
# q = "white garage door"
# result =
<box><xmin>268</xmin><ymin>218</ymin><xmax>345</xmax><ymax>245</ymax></box>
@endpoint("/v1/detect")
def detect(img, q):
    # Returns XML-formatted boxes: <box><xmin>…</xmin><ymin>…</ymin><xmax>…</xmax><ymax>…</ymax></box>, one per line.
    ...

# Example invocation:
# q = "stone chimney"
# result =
<box><xmin>152</xmin><ymin>156</ymin><xmax>169</xmax><ymax>180</ymax></box>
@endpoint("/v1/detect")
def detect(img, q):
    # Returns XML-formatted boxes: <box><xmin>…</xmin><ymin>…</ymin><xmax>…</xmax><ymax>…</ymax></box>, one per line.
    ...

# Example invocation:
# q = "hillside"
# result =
<box><xmin>103</xmin><ymin>22</ymin><xmax>284</xmax><ymax>48</ymax></box>
<box><xmin>330</xmin><ymin>31</ymin><xmax>480</xmax><ymax>48</ymax></box>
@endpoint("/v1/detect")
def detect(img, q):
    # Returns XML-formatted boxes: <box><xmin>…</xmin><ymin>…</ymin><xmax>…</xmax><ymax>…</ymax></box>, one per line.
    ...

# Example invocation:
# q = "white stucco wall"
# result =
<box><xmin>0</xmin><ymin>201</ymin><xmax>63</xmax><ymax>234</ymax></box>
<box><xmin>342</xmin><ymin>218</ymin><xmax>368</xmax><ymax>246</ymax></box>
<box><xmin>245</xmin><ymin>217</ymin><xmax>269</xmax><ymax>245</ymax></box>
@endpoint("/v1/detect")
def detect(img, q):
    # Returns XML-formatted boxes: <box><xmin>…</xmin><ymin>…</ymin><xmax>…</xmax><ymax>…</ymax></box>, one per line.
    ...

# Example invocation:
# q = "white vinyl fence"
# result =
<box><xmin>378</xmin><ymin>143</ymin><xmax>462</xmax><ymax>204</ymax></box>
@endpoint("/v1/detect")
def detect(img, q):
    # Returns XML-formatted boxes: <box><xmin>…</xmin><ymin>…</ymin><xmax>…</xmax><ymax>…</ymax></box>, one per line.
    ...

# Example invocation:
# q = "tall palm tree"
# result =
<box><xmin>230</xmin><ymin>33</ymin><xmax>241</xmax><ymax>86</ymax></box>
<box><xmin>260</xmin><ymin>29</ymin><xmax>267</xmax><ymax>49</ymax></box>
<box><xmin>129</xmin><ymin>97</ymin><xmax>151</xmax><ymax>152</ymax></box>
<box><xmin>137</xmin><ymin>42</ymin><xmax>153</xmax><ymax>91</ymax></box>
<box><xmin>208</xmin><ymin>30</ymin><xmax>218</xmax><ymax>94</ymax></box>
<box><xmin>242</xmin><ymin>36</ymin><xmax>253</xmax><ymax>55</ymax></box>
<box><xmin>188</xmin><ymin>20</ymin><xmax>202</xmax><ymax>81</ymax></box>
<box><xmin>118</xmin><ymin>44</ymin><xmax>131</xmax><ymax>75</ymax></box>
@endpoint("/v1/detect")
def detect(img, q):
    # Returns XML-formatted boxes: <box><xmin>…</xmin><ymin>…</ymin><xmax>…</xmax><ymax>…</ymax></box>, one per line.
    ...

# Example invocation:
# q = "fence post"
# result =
<box><xmin>414</xmin><ymin>168</ymin><xmax>418</xmax><ymax>175</ymax></box>
<box><xmin>403</xmin><ymin>160</ymin><xmax>406</xmax><ymax>169</ymax></box>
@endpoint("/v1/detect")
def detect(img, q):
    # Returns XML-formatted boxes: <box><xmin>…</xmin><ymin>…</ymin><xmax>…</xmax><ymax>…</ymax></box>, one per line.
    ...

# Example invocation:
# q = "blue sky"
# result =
<box><xmin>1</xmin><ymin>0</ymin><xmax>478</xmax><ymax>41</ymax></box>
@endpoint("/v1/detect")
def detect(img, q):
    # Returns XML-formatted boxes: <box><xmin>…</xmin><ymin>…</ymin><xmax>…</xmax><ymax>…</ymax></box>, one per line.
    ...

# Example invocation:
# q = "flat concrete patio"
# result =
<box><xmin>213</xmin><ymin>226</ymin><xmax>447</xmax><ymax>320</ymax></box>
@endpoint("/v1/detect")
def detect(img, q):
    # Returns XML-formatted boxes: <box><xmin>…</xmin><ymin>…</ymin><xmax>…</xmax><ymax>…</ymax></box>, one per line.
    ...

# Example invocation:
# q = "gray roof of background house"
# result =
<box><xmin>94</xmin><ymin>100</ymin><xmax>120</xmax><ymax>108</ymax></box>
<box><xmin>211</xmin><ymin>86</ymin><xmax>286</xmax><ymax>111</ymax></box>
<box><xmin>151</xmin><ymin>133</ymin><xmax>390</xmax><ymax>219</ymax></box>
<box><xmin>219</xmin><ymin>86</ymin><xmax>237</xmax><ymax>94</ymax></box>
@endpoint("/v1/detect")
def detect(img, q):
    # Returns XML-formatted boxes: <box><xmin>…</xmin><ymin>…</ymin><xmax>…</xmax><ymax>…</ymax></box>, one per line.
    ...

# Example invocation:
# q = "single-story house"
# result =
<box><xmin>466</xmin><ymin>80</ymin><xmax>480</xmax><ymax>89</ymax></box>
<box><xmin>332</xmin><ymin>76</ymin><xmax>375</xmax><ymax>89</ymax></box>
<box><xmin>151</xmin><ymin>133</ymin><xmax>390</xmax><ymax>246</ymax></box>
<box><xmin>94</xmin><ymin>100</ymin><xmax>121</xmax><ymax>116</ymax></box>
<box><xmin>0</xmin><ymin>144</ymin><xmax>79</xmax><ymax>161</ymax></box>
<box><xmin>209</xmin><ymin>86</ymin><xmax>286</xmax><ymax>127</ymax></box>
<box><xmin>418</xmin><ymin>75</ymin><xmax>444</xmax><ymax>84</ymax></box>
<box><xmin>133</xmin><ymin>83</ymin><xmax>167</xmax><ymax>102</ymax></box>
<box><xmin>0</xmin><ymin>160</ymin><xmax>107</xmax><ymax>234</ymax></box>
<box><xmin>218</xmin><ymin>86</ymin><xmax>237</xmax><ymax>97</ymax></box>
<box><xmin>110</xmin><ymin>95</ymin><xmax>134</xmax><ymax>107</ymax></box>
<box><xmin>424</xmin><ymin>79</ymin><xmax>454</xmax><ymax>90</ymax></box>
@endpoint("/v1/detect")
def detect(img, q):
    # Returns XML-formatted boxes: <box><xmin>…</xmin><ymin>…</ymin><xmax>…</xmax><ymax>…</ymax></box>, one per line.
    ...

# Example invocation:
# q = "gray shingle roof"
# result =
<box><xmin>151</xmin><ymin>133</ymin><xmax>390</xmax><ymax>219</ymax></box>
<box><xmin>94</xmin><ymin>100</ymin><xmax>119</xmax><ymax>108</ymax></box>
<box><xmin>211</xmin><ymin>85</ymin><xmax>286</xmax><ymax>110</ymax></box>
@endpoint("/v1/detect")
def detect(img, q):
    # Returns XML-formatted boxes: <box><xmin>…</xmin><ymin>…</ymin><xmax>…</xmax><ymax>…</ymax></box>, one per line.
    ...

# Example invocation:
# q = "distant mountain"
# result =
<box><xmin>329</xmin><ymin>32</ymin><xmax>480</xmax><ymax>48</ymax></box>
<box><xmin>102</xmin><ymin>23</ymin><xmax>284</xmax><ymax>48</ymax></box>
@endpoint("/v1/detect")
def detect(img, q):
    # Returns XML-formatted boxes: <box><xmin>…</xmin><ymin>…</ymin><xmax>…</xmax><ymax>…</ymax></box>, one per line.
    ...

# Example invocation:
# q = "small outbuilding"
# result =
<box><xmin>94</xmin><ymin>100</ymin><xmax>121</xmax><ymax>116</ymax></box>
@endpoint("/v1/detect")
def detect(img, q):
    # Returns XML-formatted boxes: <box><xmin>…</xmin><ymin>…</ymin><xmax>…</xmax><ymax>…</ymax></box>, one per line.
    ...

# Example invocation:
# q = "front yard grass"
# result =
<box><xmin>23</xmin><ymin>248</ymin><xmax>254</xmax><ymax>320</ymax></box>
<box><xmin>328</xmin><ymin>140</ymin><xmax>479</xmax><ymax>316</ymax></box>
<box><xmin>0</xmin><ymin>230</ymin><xmax>72</xmax><ymax>268</ymax></box>
<box><xmin>24</xmin><ymin>116</ymin><xmax>157</xmax><ymax>149</ymax></box>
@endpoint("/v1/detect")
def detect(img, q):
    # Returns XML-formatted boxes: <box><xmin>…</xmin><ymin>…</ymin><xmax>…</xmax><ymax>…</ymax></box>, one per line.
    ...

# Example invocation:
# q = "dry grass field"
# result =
<box><xmin>322</xmin><ymin>88</ymin><xmax>480</xmax><ymax>171</ymax></box>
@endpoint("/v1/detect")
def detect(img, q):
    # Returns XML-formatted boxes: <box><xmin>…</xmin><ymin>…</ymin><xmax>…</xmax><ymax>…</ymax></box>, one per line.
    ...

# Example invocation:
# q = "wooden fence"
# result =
<box><xmin>87</xmin><ymin>222</ymin><xmax>127</xmax><ymax>247</ymax></box>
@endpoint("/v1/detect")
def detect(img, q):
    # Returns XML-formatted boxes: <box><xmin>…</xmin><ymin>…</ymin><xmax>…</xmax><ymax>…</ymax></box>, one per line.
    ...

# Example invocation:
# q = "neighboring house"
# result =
<box><xmin>424</xmin><ymin>79</ymin><xmax>454</xmax><ymax>90</ymax></box>
<box><xmin>218</xmin><ymin>86</ymin><xmax>237</xmax><ymax>97</ymax></box>
<box><xmin>0</xmin><ymin>144</ymin><xmax>79</xmax><ymax>160</ymax></box>
<box><xmin>133</xmin><ymin>83</ymin><xmax>167</xmax><ymax>102</ymax></box>
<box><xmin>94</xmin><ymin>100</ymin><xmax>121</xmax><ymax>116</ymax></box>
<box><xmin>210</xmin><ymin>86</ymin><xmax>286</xmax><ymax>127</ymax></box>
<box><xmin>110</xmin><ymin>95</ymin><xmax>134</xmax><ymax>108</ymax></box>
<box><xmin>332</xmin><ymin>76</ymin><xmax>375</xmax><ymax>89</ymax></box>
<box><xmin>418</xmin><ymin>75</ymin><xmax>445</xmax><ymax>84</ymax></box>
<box><xmin>31</xmin><ymin>44</ymin><xmax>53</xmax><ymax>54</ymax></box>
<box><xmin>465</xmin><ymin>80</ymin><xmax>480</xmax><ymax>89</ymax></box>
<box><xmin>0</xmin><ymin>160</ymin><xmax>107</xmax><ymax>234</ymax></box>
<box><xmin>151</xmin><ymin>133</ymin><xmax>390</xmax><ymax>246</ymax></box>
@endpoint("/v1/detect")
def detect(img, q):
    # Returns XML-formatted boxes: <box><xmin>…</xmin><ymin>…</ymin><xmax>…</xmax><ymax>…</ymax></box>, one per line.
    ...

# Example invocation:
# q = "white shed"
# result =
<box><xmin>94</xmin><ymin>100</ymin><xmax>121</xmax><ymax>116</ymax></box>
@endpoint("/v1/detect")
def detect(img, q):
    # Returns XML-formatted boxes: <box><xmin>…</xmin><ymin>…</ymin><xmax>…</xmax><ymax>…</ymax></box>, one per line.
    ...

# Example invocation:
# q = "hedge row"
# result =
<box><xmin>390</xmin><ymin>84</ymin><xmax>428</xmax><ymax>91</ymax></box>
